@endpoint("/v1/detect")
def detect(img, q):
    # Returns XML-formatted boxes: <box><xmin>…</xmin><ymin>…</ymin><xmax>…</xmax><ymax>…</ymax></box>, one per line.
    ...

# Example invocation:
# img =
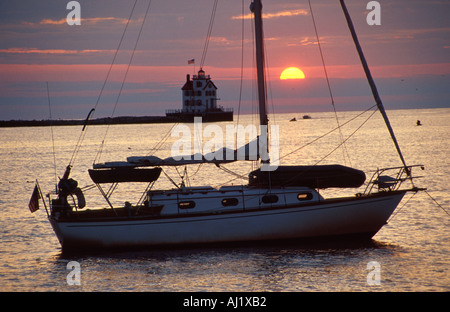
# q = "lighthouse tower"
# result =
<box><xmin>181</xmin><ymin>69</ymin><xmax>218</xmax><ymax>113</ymax></box>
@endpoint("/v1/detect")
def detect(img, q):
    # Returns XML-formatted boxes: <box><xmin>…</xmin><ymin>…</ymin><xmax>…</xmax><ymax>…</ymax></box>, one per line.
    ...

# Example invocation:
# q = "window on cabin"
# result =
<box><xmin>178</xmin><ymin>201</ymin><xmax>196</xmax><ymax>209</ymax></box>
<box><xmin>222</xmin><ymin>198</ymin><xmax>238</xmax><ymax>207</ymax></box>
<box><xmin>262</xmin><ymin>195</ymin><xmax>278</xmax><ymax>204</ymax></box>
<box><xmin>297</xmin><ymin>193</ymin><xmax>313</xmax><ymax>201</ymax></box>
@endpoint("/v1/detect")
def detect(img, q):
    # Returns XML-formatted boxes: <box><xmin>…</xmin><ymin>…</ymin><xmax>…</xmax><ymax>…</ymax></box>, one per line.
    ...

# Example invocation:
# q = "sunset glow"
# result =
<box><xmin>0</xmin><ymin>1</ymin><xmax>448</xmax><ymax>120</ymax></box>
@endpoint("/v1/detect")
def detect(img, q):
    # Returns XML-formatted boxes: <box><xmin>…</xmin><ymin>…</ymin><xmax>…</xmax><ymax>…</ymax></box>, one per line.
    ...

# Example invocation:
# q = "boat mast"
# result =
<box><xmin>339</xmin><ymin>0</ymin><xmax>409</xmax><ymax>175</ymax></box>
<box><xmin>250</xmin><ymin>0</ymin><xmax>270</xmax><ymax>165</ymax></box>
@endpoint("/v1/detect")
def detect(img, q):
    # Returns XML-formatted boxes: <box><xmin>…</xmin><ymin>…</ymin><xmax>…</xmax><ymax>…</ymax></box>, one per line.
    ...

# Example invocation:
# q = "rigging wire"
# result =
<box><xmin>235</xmin><ymin>0</ymin><xmax>246</xmax><ymax>147</ymax></box>
<box><xmin>249</xmin><ymin>15</ymin><xmax>260</xmax><ymax>172</ymax></box>
<box><xmin>216</xmin><ymin>164</ymin><xmax>248</xmax><ymax>181</ymax></box>
<box><xmin>69</xmin><ymin>0</ymin><xmax>139</xmax><ymax>169</ymax></box>
<box><xmin>200</xmin><ymin>0</ymin><xmax>219</xmax><ymax>69</ymax></box>
<box><xmin>308</xmin><ymin>0</ymin><xmax>352</xmax><ymax>166</ymax></box>
<box><xmin>387</xmin><ymin>186</ymin><xmax>450</xmax><ymax>222</ymax></box>
<box><xmin>424</xmin><ymin>190</ymin><xmax>450</xmax><ymax>217</ymax></box>
<box><xmin>146</xmin><ymin>0</ymin><xmax>218</xmax><ymax>162</ymax></box>
<box><xmin>387</xmin><ymin>191</ymin><xmax>418</xmax><ymax>223</ymax></box>
<box><xmin>147</xmin><ymin>124</ymin><xmax>175</xmax><ymax>156</ymax></box>
<box><xmin>190</xmin><ymin>163</ymin><xmax>204</xmax><ymax>180</ymax></box>
<box><xmin>312</xmin><ymin>108</ymin><xmax>377</xmax><ymax>166</ymax></box>
<box><xmin>46</xmin><ymin>82</ymin><xmax>58</xmax><ymax>188</ymax></box>
<box><xmin>161</xmin><ymin>168</ymin><xmax>180</xmax><ymax>189</ymax></box>
<box><xmin>146</xmin><ymin>122</ymin><xmax>179</xmax><ymax>157</ymax></box>
<box><xmin>262</xmin><ymin>25</ymin><xmax>277</xmax><ymax>158</ymax></box>
<box><xmin>388</xmin><ymin>189</ymin><xmax>450</xmax><ymax>224</ymax></box>
<box><xmin>215</xmin><ymin>173</ymin><xmax>246</xmax><ymax>189</ymax></box>
<box><xmin>275</xmin><ymin>107</ymin><xmax>378</xmax><ymax>187</ymax></box>
<box><xmin>278</xmin><ymin>104</ymin><xmax>377</xmax><ymax>163</ymax></box>
<box><xmin>340</xmin><ymin>0</ymin><xmax>409</xmax><ymax>174</ymax></box>
<box><xmin>95</xmin><ymin>0</ymin><xmax>153</xmax><ymax>164</ymax></box>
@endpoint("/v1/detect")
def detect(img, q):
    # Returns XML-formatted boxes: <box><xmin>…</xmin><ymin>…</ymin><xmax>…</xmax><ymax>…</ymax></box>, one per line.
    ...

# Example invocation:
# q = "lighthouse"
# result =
<box><xmin>165</xmin><ymin>68</ymin><xmax>233</xmax><ymax>122</ymax></box>
<box><xmin>181</xmin><ymin>69</ymin><xmax>218</xmax><ymax>113</ymax></box>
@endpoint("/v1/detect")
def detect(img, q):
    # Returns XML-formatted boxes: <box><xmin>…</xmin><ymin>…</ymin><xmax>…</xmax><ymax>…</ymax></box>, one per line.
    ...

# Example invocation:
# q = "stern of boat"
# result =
<box><xmin>49</xmin><ymin>217</ymin><xmax>65</xmax><ymax>247</ymax></box>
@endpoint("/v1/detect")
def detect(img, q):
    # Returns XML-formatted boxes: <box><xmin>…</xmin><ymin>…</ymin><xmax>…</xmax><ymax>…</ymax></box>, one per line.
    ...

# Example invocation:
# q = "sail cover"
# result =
<box><xmin>249</xmin><ymin>165</ymin><xmax>366</xmax><ymax>189</ymax></box>
<box><xmin>126</xmin><ymin>137</ymin><xmax>260</xmax><ymax>167</ymax></box>
<box><xmin>92</xmin><ymin>136</ymin><xmax>261</xmax><ymax>169</ymax></box>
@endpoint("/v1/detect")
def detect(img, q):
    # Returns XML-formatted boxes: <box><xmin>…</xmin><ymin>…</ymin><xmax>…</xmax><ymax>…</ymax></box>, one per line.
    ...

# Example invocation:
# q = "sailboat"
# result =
<box><xmin>31</xmin><ymin>0</ymin><xmax>423</xmax><ymax>252</ymax></box>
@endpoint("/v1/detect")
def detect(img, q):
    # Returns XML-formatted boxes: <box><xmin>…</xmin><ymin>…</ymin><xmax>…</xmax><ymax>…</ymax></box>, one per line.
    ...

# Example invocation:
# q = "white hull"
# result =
<box><xmin>50</xmin><ymin>191</ymin><xmax>405</xmax><ymax>251</ymax></box>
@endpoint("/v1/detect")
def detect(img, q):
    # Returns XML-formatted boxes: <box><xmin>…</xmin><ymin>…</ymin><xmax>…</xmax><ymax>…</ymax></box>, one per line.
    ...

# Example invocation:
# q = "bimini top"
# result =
<box><xmin>88</xmin><ymin>167</ymin><xmax>162</xmax><ymax>184</ymax></box>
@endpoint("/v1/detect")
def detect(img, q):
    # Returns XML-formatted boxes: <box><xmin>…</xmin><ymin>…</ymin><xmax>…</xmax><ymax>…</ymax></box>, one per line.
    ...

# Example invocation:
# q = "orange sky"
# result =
<box><xmin>0</xmin><ymin>0</ymin><xmax>449</xmax><ymax>120</ymax></box>
<box><xmin>2</xmin><ymin>62</ymin><xmax>448</xmax><ymax>85</ymax></box>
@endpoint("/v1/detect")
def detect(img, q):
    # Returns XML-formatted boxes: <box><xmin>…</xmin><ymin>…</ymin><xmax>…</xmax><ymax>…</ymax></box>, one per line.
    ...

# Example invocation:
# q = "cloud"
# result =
<box><xmin>38</xmin><ymin>18</ymin><xmax>67</xmax><ymax>25</ymax></box>
<box><xmin>38</xmin><ymin>16</ymin><xmax>129</xmax><ymax>25</ymax></box>
<box><xmin>0</xmin><ymin>48</ymin><xmax>108</xmax><ymax>55</ymax></box>
<box><xmin>232</xmin><ymin>9</ymin><xmax>308</xmax><ymax>20</ymax></box>
<box><xmin>290</xmin><ymin>37</ymin><xmax>319</xmax><ymax>47</ymax></box>
<box><xmin>366</xmin><ymin>27</ymin><xmax>450</xmax><ymax>43</ymax></box>
<box><xmin>10</xmin><ymin>17</ymin><xmax>130</xmax><ymax>27</ymax></box>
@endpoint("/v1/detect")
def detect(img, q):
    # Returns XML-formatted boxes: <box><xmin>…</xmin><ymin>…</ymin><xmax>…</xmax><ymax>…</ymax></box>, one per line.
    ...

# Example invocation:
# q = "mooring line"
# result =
<box><xmin>424</xmin><ymin>190</ymin><xmax>449</xmax><ymax>217</ymax></box>
<box><xmin>387</xmin><ymin>191</ymin><xmax>418</xmax><ymax>224</ymax></box>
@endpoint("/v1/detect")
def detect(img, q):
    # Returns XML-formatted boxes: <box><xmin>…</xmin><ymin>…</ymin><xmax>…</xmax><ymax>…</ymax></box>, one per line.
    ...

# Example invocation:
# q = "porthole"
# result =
<box><xmin>178</xmin><ymin>201</ymin><xmax>196</xmax><ymax>209</ymax></box>
<box><xmin>262</xmin><ymin>194</ymin><xmax>278</xmax><ymax>204</ymax></box>
<box><xmin>222</xmin><ymin>198</ymin><xmax>239</xmax><ymax>207</ymax></box>
<box><xmin>297</xmin><ymin>193</ymin><xmax>313</xmax><ymax>201</ymax></box>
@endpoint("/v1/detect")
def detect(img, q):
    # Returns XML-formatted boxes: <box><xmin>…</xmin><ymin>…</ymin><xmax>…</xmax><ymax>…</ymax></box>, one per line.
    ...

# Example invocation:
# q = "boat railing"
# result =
<box><xmin>364</xmin><ymin>164</ymin><xmax>424</xmax><ymax>195</ymax></box>
<box><xmin>165</xmin><ymin>109</ymin><xmax>182</xmax><ymax>114</ymax></box>
<box><xmin>166</xmin><ymin>107</ymin><xmax>233</xmax><ymax>114</ymax></box>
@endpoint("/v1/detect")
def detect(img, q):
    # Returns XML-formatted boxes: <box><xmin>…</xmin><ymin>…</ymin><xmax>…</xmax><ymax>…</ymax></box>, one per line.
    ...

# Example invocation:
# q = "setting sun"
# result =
<box><xmin>280</xmin><ymin>67</ymin><xmax>305</xmax><ymax>80</ymax></box>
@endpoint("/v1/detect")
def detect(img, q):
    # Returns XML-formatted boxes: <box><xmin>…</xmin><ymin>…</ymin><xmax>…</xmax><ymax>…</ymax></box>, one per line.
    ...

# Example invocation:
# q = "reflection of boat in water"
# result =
<box><xmin>29</xmin><ymin>0</ymin><xmax>424</xmax><ymax>252</ymax></box>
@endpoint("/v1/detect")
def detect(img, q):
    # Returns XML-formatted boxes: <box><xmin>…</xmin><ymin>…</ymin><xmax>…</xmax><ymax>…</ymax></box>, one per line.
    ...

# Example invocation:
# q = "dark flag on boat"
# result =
<box><xmin>28</xmin><ymin>184</ymin><xmax>40</xmax><ymax>213</ymax></box>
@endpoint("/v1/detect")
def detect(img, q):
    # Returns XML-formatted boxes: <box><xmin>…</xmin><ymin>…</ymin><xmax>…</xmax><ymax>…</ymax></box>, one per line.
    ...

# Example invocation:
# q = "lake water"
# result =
<box><xmin>0</xmin><ymin>108</ymin><xmax>449</xmax><ymax>292</ymax></box>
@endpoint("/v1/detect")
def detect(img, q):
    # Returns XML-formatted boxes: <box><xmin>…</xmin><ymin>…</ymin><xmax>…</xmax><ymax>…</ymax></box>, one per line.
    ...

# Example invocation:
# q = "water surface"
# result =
<box><xmin>1</xmin><ymin>108</ymin><xmax>448</xmax><ymax>291</ymax></box>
